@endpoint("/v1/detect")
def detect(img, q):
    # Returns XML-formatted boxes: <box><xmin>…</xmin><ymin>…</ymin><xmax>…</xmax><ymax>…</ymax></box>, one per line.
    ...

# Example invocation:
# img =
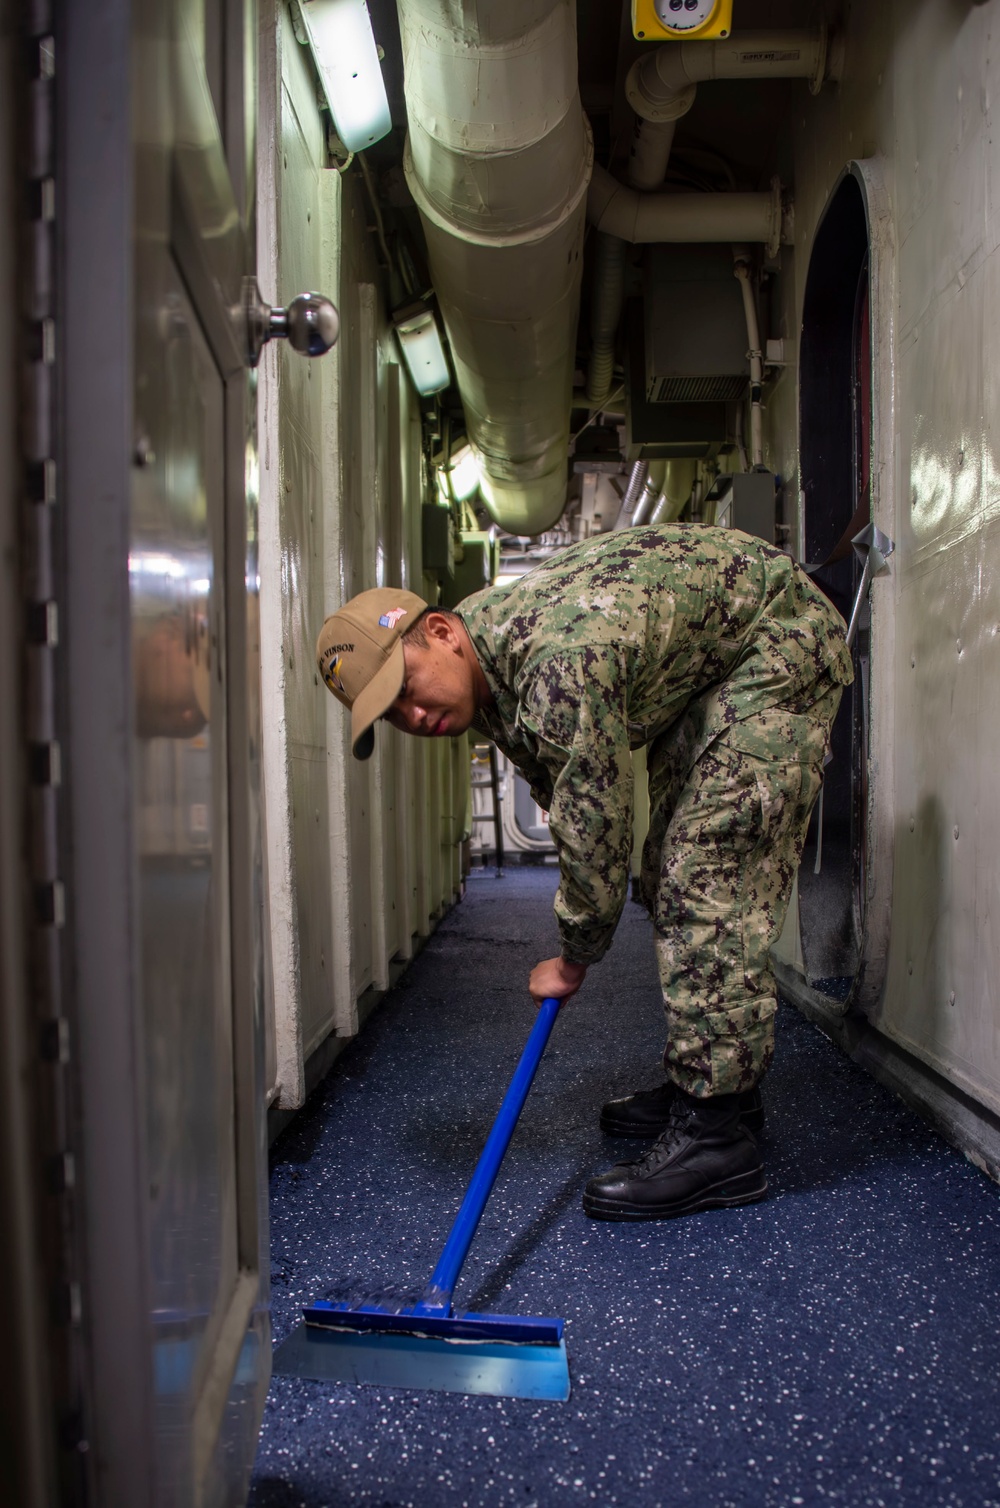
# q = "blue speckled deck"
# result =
<box><xmin>250</xmin><ymin>867</ymin><xmax>1000</xmax><ymax>1507</ymax></box>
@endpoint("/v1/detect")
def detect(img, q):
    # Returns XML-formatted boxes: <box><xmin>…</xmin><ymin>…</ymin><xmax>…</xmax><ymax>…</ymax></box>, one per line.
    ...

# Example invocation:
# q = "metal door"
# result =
<box><xmin>64</xmin><ymin>1</ymin><xmax>271</xmax><ymax>1502</ymax></box>
<box><xmin>134</xmin><ymin>5</ymin><xmax>268</xmax><ymax>1502</ymax></box>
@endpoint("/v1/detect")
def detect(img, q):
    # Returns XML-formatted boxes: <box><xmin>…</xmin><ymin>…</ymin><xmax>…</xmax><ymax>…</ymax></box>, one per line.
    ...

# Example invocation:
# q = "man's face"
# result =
<box><xmin>384</xmin><ymin>616</ymin><xmax>478</xmax><ymax>739</ymax></box>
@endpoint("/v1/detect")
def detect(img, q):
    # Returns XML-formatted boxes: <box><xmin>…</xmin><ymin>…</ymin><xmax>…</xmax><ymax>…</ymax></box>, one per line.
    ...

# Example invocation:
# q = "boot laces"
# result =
<box><xmin>628</xmin><ymin>1095</ymin><xmax>697</xmax><ymax>1174</ymax></box>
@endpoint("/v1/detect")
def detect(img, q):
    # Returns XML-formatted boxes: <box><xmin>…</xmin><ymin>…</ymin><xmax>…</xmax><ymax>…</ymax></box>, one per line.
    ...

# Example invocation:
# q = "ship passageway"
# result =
<box><xmin>250</xmin><ymin>867</ymin><xmax>1000</xmax><ymax>1506</ymax></box>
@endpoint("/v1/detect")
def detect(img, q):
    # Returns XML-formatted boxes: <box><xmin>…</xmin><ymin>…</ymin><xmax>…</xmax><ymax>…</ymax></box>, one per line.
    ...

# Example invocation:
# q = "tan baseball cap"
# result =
<box><xmin>316</xmin><ymin>587</ymin><xmax>428</xmax><ymax>759</ymax></box>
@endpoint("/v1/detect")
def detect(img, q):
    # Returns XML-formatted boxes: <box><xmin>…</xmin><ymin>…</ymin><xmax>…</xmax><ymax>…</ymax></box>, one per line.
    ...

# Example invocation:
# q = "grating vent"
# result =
<box><xmin>649</xmin><ymin>373</ymin><xmax>748</xmax><ymax>404</ymax></box>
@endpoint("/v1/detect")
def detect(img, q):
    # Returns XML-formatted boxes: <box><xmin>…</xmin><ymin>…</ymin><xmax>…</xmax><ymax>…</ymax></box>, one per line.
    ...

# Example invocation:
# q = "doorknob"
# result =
<box><xmin>242</xmin><ymin>277</ymin><xmax>339</xmax><ymax>367</ymax></box>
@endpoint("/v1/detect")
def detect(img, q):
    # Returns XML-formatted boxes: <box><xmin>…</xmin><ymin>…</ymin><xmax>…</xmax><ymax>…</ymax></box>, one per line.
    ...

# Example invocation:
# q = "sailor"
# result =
<box><xmin>315</xmin><ymin>525</ymin><xmax>852</xmax><ymax>1221</ymax></box>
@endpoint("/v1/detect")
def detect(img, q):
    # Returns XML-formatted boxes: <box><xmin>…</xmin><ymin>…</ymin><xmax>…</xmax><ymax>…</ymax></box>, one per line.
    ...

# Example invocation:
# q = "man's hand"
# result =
<box><xmin>528</xmin><ymin>956</ymin><xmax>588</xmax><ymax>1005</ymax></box>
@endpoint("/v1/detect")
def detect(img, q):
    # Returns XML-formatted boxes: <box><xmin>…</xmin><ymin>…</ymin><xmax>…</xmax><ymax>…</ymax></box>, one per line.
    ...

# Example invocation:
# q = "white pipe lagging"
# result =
<box><xmin>625</xmin><ymin>28</ymin><xmax>841</xmax><ymax>174</ymax></box>
<box><xmin>584</xmin><ymin>27</ymin><xmax>837</xmax><ymax>406</ymax></box>
<box><xmin>588</xmin><ymin>162</ymin><xmax>784</xmax><ymax>251</ymax></box>
<box><xmin>397</xmin><ymin>0</ymin><xmax>592</xmax><ymax>537</ymax></box>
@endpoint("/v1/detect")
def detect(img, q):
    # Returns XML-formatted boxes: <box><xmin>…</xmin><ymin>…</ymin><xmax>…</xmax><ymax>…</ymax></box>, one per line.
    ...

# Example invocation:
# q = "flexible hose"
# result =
<box><xmin>614</xmin><ymin>459</ymin><xmax>650</xmax><ymax>530</ymax></box>
<box><xmin>585</xmin><ymin>233</ymin><xmax>626</xmax><ymax>407</ymax></box>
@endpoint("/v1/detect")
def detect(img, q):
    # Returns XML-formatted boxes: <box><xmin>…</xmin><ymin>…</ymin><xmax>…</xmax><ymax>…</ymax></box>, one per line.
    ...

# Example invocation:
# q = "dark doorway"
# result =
<box><xmin>798</xmin><ymin>171</ymin><xmax>872</xmax><ymax>994</ymax></box>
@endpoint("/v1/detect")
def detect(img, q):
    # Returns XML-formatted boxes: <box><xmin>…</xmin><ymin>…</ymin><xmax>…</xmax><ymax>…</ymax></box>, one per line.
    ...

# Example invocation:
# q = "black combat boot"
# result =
<box><xmin>600</xmin><ymin>1080</ymin><xmax>764</xmax><ymax>1136</ymax></box>
<box><xmin>583</xmin><ymin>1091</ymin><xmax>767</xmax><ymax>1221</ymax></box>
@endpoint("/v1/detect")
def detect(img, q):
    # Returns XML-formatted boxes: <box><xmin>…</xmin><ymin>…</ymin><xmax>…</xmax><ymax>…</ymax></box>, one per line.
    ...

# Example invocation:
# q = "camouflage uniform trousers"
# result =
<box><xmin>639</xmin><ymin>679</ymin><xmax>844</xmax><ymax>1099</ymax></box>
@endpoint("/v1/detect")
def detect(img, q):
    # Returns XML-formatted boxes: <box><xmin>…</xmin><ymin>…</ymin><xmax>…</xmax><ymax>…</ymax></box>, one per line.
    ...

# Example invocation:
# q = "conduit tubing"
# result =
<box><xmin>588</xmin><ymin>161</ymin><xmax>783</xmax><ymax>252</ymax></box>
<box><xmin>613</xmin><ymin>459</ymin><xmax>650</xmax><ymax>530</ymax></box>
<box><xmin>733</xmin><ymin>252</ymin><xmax>764</xmax><ymax>468</ymax></box>
<box><xmin>586</xmin><ymin>231</ymin><xmax>626</xmax><ymax>407</ymax></box>
<box><xmin>397</xmin><ymin>0</ymin><xmax>593</xmax><ymax>536</ymax></box>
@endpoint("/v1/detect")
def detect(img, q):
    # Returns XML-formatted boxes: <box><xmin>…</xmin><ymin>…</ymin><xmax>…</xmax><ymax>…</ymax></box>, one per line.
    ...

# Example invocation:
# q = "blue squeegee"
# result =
<box><xmin>272</xmin><ymin>996</ymin><xmax>570</xmax><ymax>1401</ymax></box>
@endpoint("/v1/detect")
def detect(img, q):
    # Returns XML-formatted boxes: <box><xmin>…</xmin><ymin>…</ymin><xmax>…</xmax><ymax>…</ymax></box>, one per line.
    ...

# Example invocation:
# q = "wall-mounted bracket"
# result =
<box><xmin>845</xmin><ymin>523</ymin><xmax>894</xmax><ymax>649</ymax></box>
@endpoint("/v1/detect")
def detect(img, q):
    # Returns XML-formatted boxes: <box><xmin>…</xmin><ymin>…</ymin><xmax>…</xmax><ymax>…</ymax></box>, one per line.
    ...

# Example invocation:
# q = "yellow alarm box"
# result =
<box><xmin>632</xmin><ymin>0</ymin><xmax>734</xmax><ymax>43</ymax></box>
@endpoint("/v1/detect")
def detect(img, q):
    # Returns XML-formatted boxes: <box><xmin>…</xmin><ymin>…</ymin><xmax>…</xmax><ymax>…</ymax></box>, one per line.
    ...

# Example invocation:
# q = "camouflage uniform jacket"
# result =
<box><xmin>458</xmin><ymin>525</ymin><xmax>853</xmax><ymax>966</ymax></box>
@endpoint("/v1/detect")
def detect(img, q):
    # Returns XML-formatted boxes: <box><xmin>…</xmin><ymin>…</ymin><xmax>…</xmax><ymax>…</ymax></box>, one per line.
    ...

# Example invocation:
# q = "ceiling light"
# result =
<box><xmin>298</xmin><ymin>0</ymin><xmax>391</xmax><ymax>154</ymax></box>
<box><xmin>393</xmin><ymin>301</ymin><xmax>450</xmax><ymax>396</ymax></box>
<box><xmin>438</xmin><ymin>444</ymin><xmax>481</xmax><ymax>503</ymax></box>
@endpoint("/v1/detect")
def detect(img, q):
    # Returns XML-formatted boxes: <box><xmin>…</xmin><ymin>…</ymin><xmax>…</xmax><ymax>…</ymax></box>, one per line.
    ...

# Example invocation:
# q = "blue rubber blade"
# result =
<box><xmin>303</xmin><ymin>1300</ymin><xmax>563</xmax><ymax>1345</ymax></box>
<box><xmin>273</xmin><ymin>1323</ymin><xmax>570</xmax><ymax>1401</ymax></box>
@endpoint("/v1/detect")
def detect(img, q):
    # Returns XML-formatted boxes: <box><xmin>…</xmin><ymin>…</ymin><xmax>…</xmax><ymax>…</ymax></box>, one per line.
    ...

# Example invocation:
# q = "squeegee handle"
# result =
<box><xmin>419</xmin><ymin>996</ymin><xmax>562</xmax><ymax>1311</ymax></box>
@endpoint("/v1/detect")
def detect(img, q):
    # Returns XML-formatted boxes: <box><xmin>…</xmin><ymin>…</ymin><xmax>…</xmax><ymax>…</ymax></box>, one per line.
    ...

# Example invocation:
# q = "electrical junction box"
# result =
<box><xmin>440</xmin><ymin>531</ymin><xmax>500</xmax><ymax>609</ymax></box>
<box><xmin>421</xmin><ymin>503</ymin><xmax>454</xmax><ymax>579</ymax></box>
<box><xmin>632</xmin><ymin>0</ymin><xmax>733</xmax><ymax>43</ymax></box>
<box><xmin>644</xmin><ymin>245</ymin><xmax>749</xmax><ymax>404</ymax></box>
<box><xmin>624</xmin><ymin>302</ymin><xmax>729</xmax><ymax>460</ymax></box>
<box><xmin>709</xmin><ymin>471</ymin><xmax>776</xmax><ymax>544</ymax></box>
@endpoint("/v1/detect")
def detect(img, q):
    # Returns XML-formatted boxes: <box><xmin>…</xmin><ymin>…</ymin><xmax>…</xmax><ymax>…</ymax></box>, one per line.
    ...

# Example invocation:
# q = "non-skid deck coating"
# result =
<box><xmin>250</xmin><ymin>867</ymin><xmax>1000</xmax><ymax>1508</ymax></box>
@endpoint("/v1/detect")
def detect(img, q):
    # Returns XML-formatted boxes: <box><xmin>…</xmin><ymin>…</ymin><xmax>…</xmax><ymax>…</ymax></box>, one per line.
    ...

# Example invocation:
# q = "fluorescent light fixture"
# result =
<box><xmin>298</xmin><ymin>0</ymin><xmax>391</xmax><ymax>153</ymax></box>
<box><xmin>393</xmin><ymin>301</ymin><xmax>450</xmax><ymax>396</ymax></box>
<box><xmin>438</xmin><ymin>444</ymin><xmax>481</xmax><ymax>503</ymax></box>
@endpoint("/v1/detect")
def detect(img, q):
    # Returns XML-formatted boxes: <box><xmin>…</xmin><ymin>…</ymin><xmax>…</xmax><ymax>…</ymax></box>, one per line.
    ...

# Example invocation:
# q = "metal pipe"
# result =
<box><xmin>627</xmin><ymin>117</ymin><xmax>678</xmax><ymax>193</ymax></box>
<box><xmin>398</xmin><ymin>0</ymin><xmax>592</xmax><ymax>536</ymax></box>
<box><xmin>585</xmin><ymin>107</ymin><xmax>675</xmax><ymax>408</ymax></box>
<box><xmin>588</xmin><ymin>161</ymin><xmax>784</xmax><ymax>253</ymax></box>
<box><xmin>631</xmin><ymin>459</ymin><xmax>667</xmax><ymax>527</ymax></box>
<box><xmin>626</xmin><ymin>27</ymin><xmax>840</xmax><ymax>128</ymax></box>
<box><xmin>733</xmin><ymin>252</ymin><xmax>764</xmax><ymax>468</ymax></box>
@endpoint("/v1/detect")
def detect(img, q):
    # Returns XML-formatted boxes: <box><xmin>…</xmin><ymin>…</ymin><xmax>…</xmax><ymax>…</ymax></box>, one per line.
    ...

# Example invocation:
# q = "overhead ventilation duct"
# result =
<box><xmin>397</xmin><ymin>0</ymin><xmax>593</xmax><ymax>536</ymax></box>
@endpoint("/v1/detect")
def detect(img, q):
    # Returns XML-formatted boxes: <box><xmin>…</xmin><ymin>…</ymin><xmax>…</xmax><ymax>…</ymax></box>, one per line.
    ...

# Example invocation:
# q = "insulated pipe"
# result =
<box><xmin>627</xmin><ymin>116</ymin><xmax>680</xmax><ymax>193</ymax></box>
<box><xmin>398</xmin><ymin>0</ymin><xmax>593</xmax><ymax>536</ymax></box>
<box><xmin>621</xmin><ymin>28</ymin><xmax>836</xmax><ymax>249</ymax></box>
<box><xmin>626</xmin><ymin>27</ymin><xmax>840</xmax><ymax>127</ymax></box>
<box><xmin>588</xmin><ymin>161</ymin><xmax>784</xmax><ymax>253</ymax></box>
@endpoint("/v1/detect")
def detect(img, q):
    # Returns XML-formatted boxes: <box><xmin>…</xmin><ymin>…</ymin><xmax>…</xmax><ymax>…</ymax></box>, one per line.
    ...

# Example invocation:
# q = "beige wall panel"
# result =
<box><xmin>899</xmin><ymin>264</ymin><xmax>985</xmax><ymax>565</ymax></box>
<box><xmin>320</xmin><ymin>151</ymin><xmax>465</xmax><ymax>997</ymax></box>
<box><xmin>881</xmin><ymin>521</ymin><xmax>1000</xmax><ymax>1115</ymax></box>
<box><xmin>280</xmin><ymin>59</ymin><xmax>336</xmax><ymax>1065</ymax></box>
<box><xmin>259</xmin><ymin>11</ymin><xmax>341</xmax><ymax>1103</ymax></box>
<box><xmin>764</xmin><ymin>0</ymin><xmax>1000</xmax><ymax>1114</ymax></box>
<box><xmin>892</xmin><ymin>2</ymin><xmax>987</xmax><ymax>271</ymax></box>
<box><xmin>255</xmin><ymin>5</ymin><xmax>507</xmax><ymax>1107</ymax></box>
<box><xmin>349</xmin><ymin>281</ymin><xmax>383</xmax><ymax>997</ymax></box>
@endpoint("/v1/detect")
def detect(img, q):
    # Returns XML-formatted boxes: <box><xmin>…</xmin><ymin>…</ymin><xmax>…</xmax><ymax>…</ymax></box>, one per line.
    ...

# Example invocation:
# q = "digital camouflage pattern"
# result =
<box><xmin>458</xmin><ymin>525</ymin><xmax>852</xmax><ymax>1094</ymax></box>
<box><xmin>641</xmin><ymin>681</ymin><xmax>841</xmax><ymax>1095</ymax></box>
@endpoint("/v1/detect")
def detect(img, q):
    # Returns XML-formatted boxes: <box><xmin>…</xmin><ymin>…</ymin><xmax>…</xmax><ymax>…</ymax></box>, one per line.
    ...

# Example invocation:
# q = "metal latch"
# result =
<box><xmin>844</xmin><ymin>523</ymin><xmax>894</xmax><ymax>649</ymax></box>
